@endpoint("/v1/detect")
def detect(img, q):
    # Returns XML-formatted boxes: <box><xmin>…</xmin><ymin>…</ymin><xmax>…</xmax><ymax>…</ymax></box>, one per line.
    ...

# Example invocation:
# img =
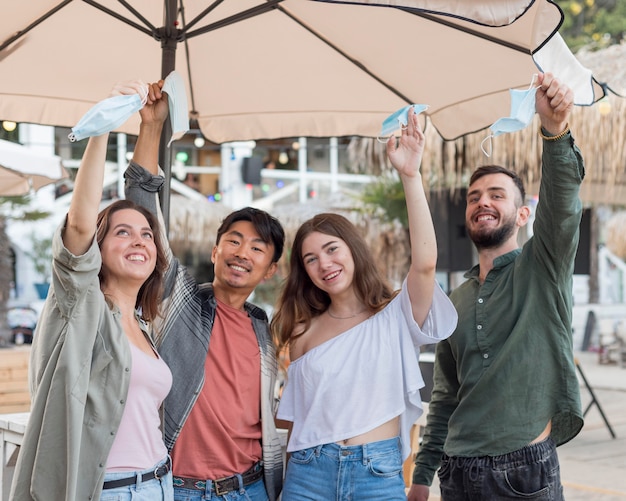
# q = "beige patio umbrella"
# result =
<box><xmin>0</xmin><ymin>0</ymin><xmax>609</xmax><ymax>224</ymax></box>
<box><xmin>0</xmin><ymin>0</ymin><xmax>606</xmax><ymax>144</ymax></box>
<box><xmin>0</xmin><ymin>139</ymin><xmax>68</xmax><ymax>196</ymax></box>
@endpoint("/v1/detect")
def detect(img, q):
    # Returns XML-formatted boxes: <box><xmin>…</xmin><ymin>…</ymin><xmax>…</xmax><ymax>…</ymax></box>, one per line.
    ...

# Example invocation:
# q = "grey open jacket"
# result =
<box><xmin>125</xmin><ymin>162</ymin><xmax>283</xmax><ymax>500</ymax></box>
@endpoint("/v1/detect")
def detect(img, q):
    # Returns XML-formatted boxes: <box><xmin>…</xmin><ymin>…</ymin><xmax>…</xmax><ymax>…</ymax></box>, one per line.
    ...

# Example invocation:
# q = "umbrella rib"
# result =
<box><xmin>179</xmin><ymin>4</ymin><xmax>198</xmax><ymax>115</ymax></box>
<box><xmin>185</xmin><ymin>1</ymin><xmax>284</xmax><ymax>38</ymax></box>
<box><xmin>114</xmin><ymin>0</ymin><xmax>159</xmax><ymax>32</ymax></box>
<box><xmin>80</xmin><ymin>0</ymin><xmax>154</xmax><ymax>37</ymax></box>
<box><xmin>182</xmin><ymin>0</ymin><xmax>225</xmax><ymax>33</ymax></box>
<box><xmin>404</xmin><ymin>9</ymin><xmax>532</xmax><ymax>54</ymax></box>
<box><xmin>275</xmin><ymin>4</ymin><xmax>414</xmax><ymax>105</ymax></box>
<box><xmin>0</xmin><ymin>0</ymin><xmax>73</xmax><ymax>52</ymax></box>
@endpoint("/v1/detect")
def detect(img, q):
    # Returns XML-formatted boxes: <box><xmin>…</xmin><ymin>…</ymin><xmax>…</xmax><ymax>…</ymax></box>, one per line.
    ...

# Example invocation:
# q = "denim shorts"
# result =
<box><xmin>281</xmin><ymin>436</ymin><xmax>406</xmax><ymax>501</ymax></box>
<box><xmin>173</xmin><ymin>477</ymin><xmax>268</xmax><ymax>501</ymax></box>
<box><xmin>438</xmin><ymin>437</ymin><xmax>563</xmax><ymax>500</ymax></box>
<box><xmin>100</xmin><ymin>457</ymin><xmax>174</xmax><ymax>501</ymax></box>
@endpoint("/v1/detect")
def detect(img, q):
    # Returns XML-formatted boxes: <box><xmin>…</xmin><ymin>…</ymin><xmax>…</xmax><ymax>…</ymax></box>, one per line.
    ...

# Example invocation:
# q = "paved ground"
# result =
<box><xmin>559</xmin><ymin>350</ymin><xmax>626</xmax><ymax>500</ymax></box>
<box><xmin>423</xmin><ymin>350</ymin><xmax>626</xmax><ymax>500</ymax></box>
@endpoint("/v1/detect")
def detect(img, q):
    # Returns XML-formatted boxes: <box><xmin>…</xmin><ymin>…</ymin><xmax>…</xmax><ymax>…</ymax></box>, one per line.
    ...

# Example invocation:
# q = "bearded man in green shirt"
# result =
<box><xmin>409</xmin><ymin>72</ymin><xmax>584</xmax><ymax>501</ymax></box>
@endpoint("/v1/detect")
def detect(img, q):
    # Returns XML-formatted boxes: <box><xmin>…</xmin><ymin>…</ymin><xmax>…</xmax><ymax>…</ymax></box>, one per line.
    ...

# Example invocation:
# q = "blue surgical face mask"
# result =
<box><xmin>378</xmin><ymin>104</ymin><xmax>428</xmax><ymax>142</ymax></box>
<box><xmin>481</xmin><ymin>74</ymin><xmax>539</xmax><ymax>156</ymax></box>
<box><xmin>69</xmin><ymin>86</ymin><xmax>148</xmax><ymax>142</ymax></box>
<box><xmin>162</xmin><ymin>70</ymin><xmax>189</xmax><ymax>146</ymax></box>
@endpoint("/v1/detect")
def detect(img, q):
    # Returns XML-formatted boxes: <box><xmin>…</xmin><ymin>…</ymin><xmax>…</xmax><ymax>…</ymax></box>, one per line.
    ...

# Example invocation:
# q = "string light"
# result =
<box><xmin>598</xmin><ymin>97</ymin><xmax>611</xmax><ymax>116</ymax></box>
<box><xmin>2</xmin><ymin>121</ymin><xmax>17</xmax><ymax>132</ymax></box>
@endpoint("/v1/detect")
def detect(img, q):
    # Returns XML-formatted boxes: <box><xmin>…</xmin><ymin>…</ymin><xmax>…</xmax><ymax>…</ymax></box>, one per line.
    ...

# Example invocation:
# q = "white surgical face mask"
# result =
<box><xmin>481</xmin><ymin>74</ymin><xmax>539</xmax><ymax>156</ymax></box>
<box><xmin>378</xmin><ymin>104</ymin><xmax>428</xmax><ymax>142</ymax></box>
<box><xmin>162</xmin><ymin>70</ymin><xmax>189</xmax><ymax>146</ymax></box>
<box><xmin>68</xmin><ymin>86</ymin><xmax>148</xmax><ymax>142</ymax></box>
<box><xmin>68</xmin><ymin>70</ymin><xmax>189</xmax><ymax>145</ymax></box>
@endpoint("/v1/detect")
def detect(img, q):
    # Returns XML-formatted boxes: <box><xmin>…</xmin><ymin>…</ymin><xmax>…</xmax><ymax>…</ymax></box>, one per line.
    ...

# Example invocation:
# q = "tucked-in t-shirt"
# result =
<box><xmin>172</xmin><ymin>299</ymin><xmax>262</xmax><ymax>479</ymax></box>
<box><xmin>277</xmin><ymin>280</ymin><xmax>456</xmax><ymax>460</ymax></box>
<box><xmin>107</xmin><ymin>342</ymin><xmax>172</xmax><ymax>471</ymax></box>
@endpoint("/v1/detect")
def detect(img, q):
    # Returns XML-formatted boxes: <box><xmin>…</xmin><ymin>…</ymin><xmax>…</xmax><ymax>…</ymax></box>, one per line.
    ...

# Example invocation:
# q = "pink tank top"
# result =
<box><xmin>106</xmin><ymin>342</ymin><xmax>172</xmax><ymax>471</ymax></box>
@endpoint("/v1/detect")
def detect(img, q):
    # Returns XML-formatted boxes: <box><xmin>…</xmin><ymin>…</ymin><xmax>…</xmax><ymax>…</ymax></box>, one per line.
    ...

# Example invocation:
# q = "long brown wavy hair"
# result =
<box><xmin>271</xmin><ymin>213</ymin><xmax>397</xmax><ymax>358</ymax></box>
<box><xmin>95</xmin><ymin>199</ymin><xmax>167</xmax><ymax>322</ymax></box>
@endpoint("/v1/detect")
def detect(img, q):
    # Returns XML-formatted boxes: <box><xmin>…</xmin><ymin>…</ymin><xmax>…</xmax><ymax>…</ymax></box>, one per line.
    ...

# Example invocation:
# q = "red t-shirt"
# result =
<box><xmin>172</xmin><ymin>299</ymin><xmax>262</xmax><ymax>479</ymax></box>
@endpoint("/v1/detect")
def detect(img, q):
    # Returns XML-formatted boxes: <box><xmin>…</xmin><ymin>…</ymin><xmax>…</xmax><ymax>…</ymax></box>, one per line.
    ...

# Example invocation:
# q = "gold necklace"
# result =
<box><xmin>327</xmin><ymin>307</ymin><xmax>366</xmax><ymax>320</ymax></box>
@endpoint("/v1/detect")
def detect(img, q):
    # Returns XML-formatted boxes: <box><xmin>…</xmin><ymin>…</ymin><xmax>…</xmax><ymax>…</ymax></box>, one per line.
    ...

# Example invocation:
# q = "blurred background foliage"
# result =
<box><xmin>556</xmin><ymin>0</ymin><xmax>626</xmax><ymax>52</ymax></box>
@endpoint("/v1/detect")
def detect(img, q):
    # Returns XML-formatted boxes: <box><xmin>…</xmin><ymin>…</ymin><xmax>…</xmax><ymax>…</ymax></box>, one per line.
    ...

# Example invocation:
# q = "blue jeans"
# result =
<box><xmin>100</xmin><ymin>457</ymin><xmax>174</xmax><ymax>501</ymax></box>
<box><xmin>438</xmin><ymin>437</ymin><xmax>564</xmax><ymax>500</ymax></box>
<box><xmin>282</xmin><ymin>436</ymin><xmax>406</xmax><ymax>500</ymax></box>
<box><xmin>173</xmin><ymin>477</ymin><xmax>269</xmax><ymax>501</ymax></box>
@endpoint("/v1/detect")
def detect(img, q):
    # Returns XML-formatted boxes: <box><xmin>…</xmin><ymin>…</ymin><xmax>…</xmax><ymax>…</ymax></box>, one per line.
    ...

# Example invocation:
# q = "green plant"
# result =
<box><xmin>360</xmin><ymin>175</ymin><xmax>409</xmax><ymax>228</ymax></box>
<box><xmin>26</xmin><ymin>233</ymin><xmax>53</xmax><ymax>283</ymax></box>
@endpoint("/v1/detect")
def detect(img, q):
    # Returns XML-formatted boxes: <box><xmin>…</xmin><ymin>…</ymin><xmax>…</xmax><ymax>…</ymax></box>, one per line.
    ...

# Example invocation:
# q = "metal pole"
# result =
<box><xmin>117</xmin><ymin>133</ymin><xmax>127</xmax><ymax>199</ymax></box>
<box><xmin>158</xmin><ymin>0</ymin><xmax>178</xmax><ymax>232</ymax></box>
<box><xmin>329</xmin><ymin>137</ymin><xmax>338</xmax><ymax>193</ymax></box>
<box><xmin>298</xmin><ymin>137</ymin><xmax>307</xmax><ymax>203</ymax></box>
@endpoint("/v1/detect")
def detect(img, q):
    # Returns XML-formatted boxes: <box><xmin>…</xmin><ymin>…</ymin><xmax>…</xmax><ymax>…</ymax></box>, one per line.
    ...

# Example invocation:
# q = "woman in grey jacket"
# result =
<box><xmin>10</xmin><ymin>81</ymin><xmax>173</xmax><ymax>501</ymax></box>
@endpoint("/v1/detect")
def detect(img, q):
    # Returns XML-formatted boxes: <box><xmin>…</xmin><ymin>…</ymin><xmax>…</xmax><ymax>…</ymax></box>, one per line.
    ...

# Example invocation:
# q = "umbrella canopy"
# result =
<box><xmin>0</xmin><ymin>139</ymin><xmax>68</xmax><ymax>196</ymax></box>
<box><xmin>0</xmin><ymin>0</ymin><xmax>607</xmax><ymax>145</ymax></box>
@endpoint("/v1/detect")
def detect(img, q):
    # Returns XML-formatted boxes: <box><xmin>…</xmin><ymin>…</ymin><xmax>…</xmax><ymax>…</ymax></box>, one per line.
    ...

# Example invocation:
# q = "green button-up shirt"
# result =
<box><xmin>413</xmin><ymin>132</ymin><xmax>585</xmax><ymax>486</ymax></box>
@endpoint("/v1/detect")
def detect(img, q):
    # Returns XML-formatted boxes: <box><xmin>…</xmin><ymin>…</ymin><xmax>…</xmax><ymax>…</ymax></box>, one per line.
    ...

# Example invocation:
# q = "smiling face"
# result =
<box><xmin>99</xmin><ymin>208</ymin><xmax>157</xmax><ymax>288</ymax></box>
<box><xmin>301</xmin><ymin>231</ymin><xmax>355</xmax><ymax>297</ymax></box>
<box><xmin>211</xmin><ymin>220</ymin><xmax>277</xmax><ymax>297</ymax></box>
<box><xmin>465</xmin><ymin>172</ymin><xmax>527</xmax><ymax>250</ymax></box>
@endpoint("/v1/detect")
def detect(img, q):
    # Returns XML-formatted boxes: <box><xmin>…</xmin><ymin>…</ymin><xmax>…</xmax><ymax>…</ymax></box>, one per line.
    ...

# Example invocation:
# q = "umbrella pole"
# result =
<box><xmin>158</xmin><ymin>0</ymin><xmax>179</xmax><ymax>233</ymax></box>
<box><xmin>159</xmin><ymin>120</ymin><xmax>173</xmax><ymax>232</ymax></box>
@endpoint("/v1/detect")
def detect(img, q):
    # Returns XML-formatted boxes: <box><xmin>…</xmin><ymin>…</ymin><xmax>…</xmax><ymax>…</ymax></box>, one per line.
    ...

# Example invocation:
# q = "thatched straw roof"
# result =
<box><xmin>168</xmin><ymin>194</ymin><xmax>233</xmax><ymax>257</ymax></box>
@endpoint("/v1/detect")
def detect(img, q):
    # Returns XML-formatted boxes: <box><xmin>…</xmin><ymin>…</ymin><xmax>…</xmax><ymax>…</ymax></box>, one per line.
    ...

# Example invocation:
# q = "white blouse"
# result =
<box><xmin>277</xmin><ymin>279</ymin><xmax>457</xmax><ymax>460</ymax></box>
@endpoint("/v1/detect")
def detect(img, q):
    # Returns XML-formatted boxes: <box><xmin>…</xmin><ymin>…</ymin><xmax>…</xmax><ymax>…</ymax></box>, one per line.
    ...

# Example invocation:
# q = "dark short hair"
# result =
<box><xmin>216</xmin><ymin>207</ymin><xmax>285</xmax><ymax>263</ymax></box>
<box><xmin>469</xmin><ymin>165</ymin><xmax>526</xmax><ymax>203</ymax></box>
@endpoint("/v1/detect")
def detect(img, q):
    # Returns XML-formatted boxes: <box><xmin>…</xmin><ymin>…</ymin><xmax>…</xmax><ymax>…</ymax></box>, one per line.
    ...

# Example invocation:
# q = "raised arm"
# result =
<box><xmin>123</xmin><ymin>81</ymin><xmax>179</xmax><ymax>300</ymax></box>
<box><xmin>386</xmin><ymin>107</ymin><xmax>436</xmax><ymax>326</ymax></box>
<box><xmin>133</xmin><ymin>81</ymin><xmax>168</xmax><ymax>175</ymax></box>
<box><xmin>63</xmin><ymin>135</ymin><xmax>109</xmax><ymax>255</ymax></box>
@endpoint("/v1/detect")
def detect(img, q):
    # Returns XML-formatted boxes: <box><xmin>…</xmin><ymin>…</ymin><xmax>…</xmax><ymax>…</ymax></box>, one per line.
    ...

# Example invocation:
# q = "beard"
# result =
<box><xmin>467</xmin><ymin>214</ymin><xmax>516</xmax><ymax>250</ymax></box>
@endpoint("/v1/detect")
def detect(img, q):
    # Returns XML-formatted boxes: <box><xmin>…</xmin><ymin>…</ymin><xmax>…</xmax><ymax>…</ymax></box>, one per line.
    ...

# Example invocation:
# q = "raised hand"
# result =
<box><xmin>536</xmin><ymin>72</ymin><xmax>573</xmax><ymax>135</ymax></box>
<box><xmin>386</xmin><ymin>106</ymin><xmax>426</xmax><ymax>179</ymax></box>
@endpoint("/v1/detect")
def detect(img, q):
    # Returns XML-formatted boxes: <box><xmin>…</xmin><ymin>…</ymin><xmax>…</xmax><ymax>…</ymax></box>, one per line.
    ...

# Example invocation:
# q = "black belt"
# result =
<box><xmin>102</xmin><ymin>456</ymin><xmax>171</xmax><ymax>490</ymax></box>
<box><xmin>173</xmin><ymin>462</ymin><xmax>264</xmax><ymax>496</ymax></box>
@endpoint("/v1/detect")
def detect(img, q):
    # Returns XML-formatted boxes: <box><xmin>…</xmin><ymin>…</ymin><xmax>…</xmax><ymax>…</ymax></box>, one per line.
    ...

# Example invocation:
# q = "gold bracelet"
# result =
<box><xmin>538</xmin><ymin>123</ymin><xmax>570</xmax><ymax>141</ymax></box>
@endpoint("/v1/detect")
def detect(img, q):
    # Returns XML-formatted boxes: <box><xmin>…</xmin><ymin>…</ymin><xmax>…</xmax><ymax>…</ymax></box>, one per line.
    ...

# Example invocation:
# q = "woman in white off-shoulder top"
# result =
<box><xmin>271</xmin><ymin>107</ymin><xmax>458</xmax><ymax>500</ymax></box>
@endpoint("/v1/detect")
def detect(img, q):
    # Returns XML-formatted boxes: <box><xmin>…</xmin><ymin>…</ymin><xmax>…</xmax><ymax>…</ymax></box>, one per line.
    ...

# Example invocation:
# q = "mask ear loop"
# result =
<box><xmin>377</xmin><ymin>121</ymin><xmax>408</xmax><ymax>143</ymax></box>
<box><xmin>137</xmin><ymin>84</ymin><xmax>149</xmax><ymax>106</ymax></box>
<box><xmin>479</xmin><ymin>75</ymin><xmax>537</xmax><ymax>158</ymax></box>
<box><xmin>480</xmin><ymin>134</ymin><xmax>494</xmax><ymax>157</ymax></box>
